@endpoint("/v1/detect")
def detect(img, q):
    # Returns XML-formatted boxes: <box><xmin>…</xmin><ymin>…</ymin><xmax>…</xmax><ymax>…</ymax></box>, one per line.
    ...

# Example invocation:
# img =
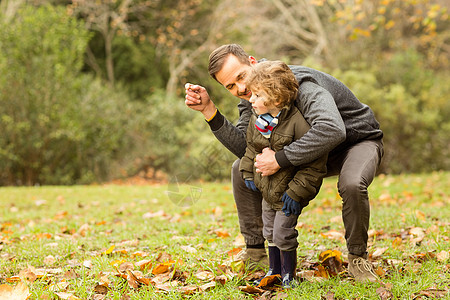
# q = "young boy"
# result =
<box><xmin>239</xmin><ymin>61</ymin><xmax>328</xmax><ymax>288</ymax></box>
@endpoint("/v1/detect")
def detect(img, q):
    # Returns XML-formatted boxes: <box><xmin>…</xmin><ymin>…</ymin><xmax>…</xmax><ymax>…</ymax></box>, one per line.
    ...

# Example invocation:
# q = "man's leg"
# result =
<box><xmin>334</xmin><ymin>139</ymin><xmax>383</xmax><ymax>282</ymax></box>
<box><xmin>231</xmin><ymin>159</ymin><xmax>267</xmax><ymax>266</ymax></box>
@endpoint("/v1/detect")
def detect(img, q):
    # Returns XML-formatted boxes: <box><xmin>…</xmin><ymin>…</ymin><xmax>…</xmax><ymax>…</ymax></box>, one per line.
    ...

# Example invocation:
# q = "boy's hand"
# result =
<box><xmin>281</xmin><ymin>193</ymin><xmax>302</xmax><ymax>216</ymax></box>
<box><xmin>244</xmin><ymin>179</ymin><xmax>259</xmax><ymax>192</ymax></box>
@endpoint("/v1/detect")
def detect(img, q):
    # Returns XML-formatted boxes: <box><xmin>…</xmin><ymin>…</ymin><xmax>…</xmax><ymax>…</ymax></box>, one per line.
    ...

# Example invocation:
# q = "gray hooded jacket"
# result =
<box><xmin>207</xmin><ymin>65</ymin><xmax>383</xmax><ymax>168</ymax></box>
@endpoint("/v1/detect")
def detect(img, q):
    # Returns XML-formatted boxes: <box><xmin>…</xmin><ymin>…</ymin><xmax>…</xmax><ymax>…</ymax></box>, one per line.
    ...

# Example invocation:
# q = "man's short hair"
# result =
<box><xmin>245</xmin><ymin>60</ymin><xmax>299</xmax><ymax>108</ymax></box>
<box><xmin>208</xmin><ymin>44</ymin><xmax>250</xmax><ymax>82</ymax></box>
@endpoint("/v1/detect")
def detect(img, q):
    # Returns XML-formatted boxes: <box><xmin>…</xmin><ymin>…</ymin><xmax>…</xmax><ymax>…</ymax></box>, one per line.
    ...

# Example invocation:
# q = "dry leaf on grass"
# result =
<box><xmin>319</xmin><ymin>250</ymin><xmax>344</xmax><ymax>276</ymax></box>
<box><xmin>199</xmin><ymin>281</ymin><xmax>216</xmax><ymax>292</ymax></box>
<box><xmin>152</xmin><ymin>261</ymin><xmax>175</xmax><ymax>275</ymax></box>
<box><xmin>256</xmin><ymin>274</ymin><xmax>281</xmax><ymax>288</ymax></box>
<box><xmin>321</xmin><ymin>291</ymin><xmax>335</xmax><ymax>300</ymax></box>
<box><xmin>239</xmin><ymin>284</ymin><xmax>264</xmax><ymax>294</ymax></box>
<box><xmin>0</xmin><ymin>282</ymin><xmax>30</xmax><ymax>300</ymax></box>
<box><xmin>437</xmin><ymin>250</ymin><xmax>449</xmax><ymax>262</ymax></box>
<box><xmin>412</xmin><ymin>288</ymin><xmax>448</xmax><ymax>298</ymax></box>
<box><xmin>376</xmin><ymin>287</ymin><xmax>394</xmax><ymax>300</ymax></box>
<box><xmin>195</xmin><ymin>270</ymin><xmax>215</xmax><ymax>281</ymax></box>
<box><xmin>135</xmin><ymin>259</ymin><xmax>152</xmax><ymax>270</ymax></box>
<box><xmin>372</xmin><ymin>247</ymin><xmax>389</xmax><ymax>259</ymax></box>
<box><xmin>178</xmin><ymin>285</ymin><xmax>198</xmax><ymax>295</ymax></box>
<box><xmin>320</xmin><ymin>230</ymin><xmax>345</xmax><ymax>242</ymax></box>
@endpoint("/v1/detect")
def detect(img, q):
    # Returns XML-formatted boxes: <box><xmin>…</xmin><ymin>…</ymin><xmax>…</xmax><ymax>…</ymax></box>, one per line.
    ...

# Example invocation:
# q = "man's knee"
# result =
<box><xmin>338</xmin><ymin>175</ymin><xmax>368</xmax><ymax>199</ymax></box>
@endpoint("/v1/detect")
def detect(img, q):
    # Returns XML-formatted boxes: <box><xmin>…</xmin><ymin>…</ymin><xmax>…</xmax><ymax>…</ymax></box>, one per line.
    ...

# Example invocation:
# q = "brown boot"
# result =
<box><xmin>348</xmin><ymin>253</ymin><xmax>378</xmax><ymax>283</ymax></box>
<box><xmin>235</xmin><ymin>248</ymin><xmax>269</xmax><ymax>269</ymax></box>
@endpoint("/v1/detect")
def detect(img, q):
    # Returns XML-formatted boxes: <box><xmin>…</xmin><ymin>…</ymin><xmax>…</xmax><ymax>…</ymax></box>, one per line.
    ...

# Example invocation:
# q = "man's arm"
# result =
<box><xmin>208</xmin><ymin>99</ymin><xmax>252</xmax><ymax>158</ymax></box>
<box><xmin>185</xmin><ymin>83</ymin><xmax>251</xmax><ymax>158</ymax></box>
<box><xmin>255</xmin><ymin>81</ymin><xmax>345</xmax><ymax>175</ymax></box>
<box><xmin>275</xmin><ymin>81</ymin><xmax>346</xmax><ymax>168</ymax></box>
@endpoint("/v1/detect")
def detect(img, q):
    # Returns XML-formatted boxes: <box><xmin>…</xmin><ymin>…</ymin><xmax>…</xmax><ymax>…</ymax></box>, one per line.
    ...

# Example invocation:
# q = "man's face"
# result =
<box><xmin>215</xmin><ymin>55</ymin><xmax>256</xmax><ymax>101</ymax></box>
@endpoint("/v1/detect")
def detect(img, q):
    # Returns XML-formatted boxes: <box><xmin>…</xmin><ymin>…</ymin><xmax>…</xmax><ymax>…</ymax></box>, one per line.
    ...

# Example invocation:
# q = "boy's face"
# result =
<box><xmin>248</xmin><ymin>89</ymin><xmax>280</xmax><ymax>117</ymax></box>
<box><xmin>215</xmin><ymin>54</ymin><xmax>257</xmax><ymax>101</ymax></box>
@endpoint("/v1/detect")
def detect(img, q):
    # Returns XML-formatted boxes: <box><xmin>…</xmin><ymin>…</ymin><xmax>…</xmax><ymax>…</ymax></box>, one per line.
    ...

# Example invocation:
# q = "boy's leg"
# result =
<box><xmin>272</xmin><ymin>210</ymin><xmax>299</xmax><ymax>288</ymax></box>
<box><xmin>256</xmin><ymin>203</ymin><xmax>281</xmax><ymax>281</ymax></box>
<box><xmin>231</xmin><ymin>159</ymin><xmax>267</xmax><ymax>266</ymax></box>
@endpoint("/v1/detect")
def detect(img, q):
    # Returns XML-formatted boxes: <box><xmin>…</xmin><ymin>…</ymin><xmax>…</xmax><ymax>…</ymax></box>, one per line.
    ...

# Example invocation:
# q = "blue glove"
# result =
<box><xmin>245</xmin><ymin>179</ymin><xmax>259</xmax><ymax>192</ymax></box>
<box><xmin>281</xmin><ymin>192</ymin><xmax>302</xmax><ymax>216</ymax></box>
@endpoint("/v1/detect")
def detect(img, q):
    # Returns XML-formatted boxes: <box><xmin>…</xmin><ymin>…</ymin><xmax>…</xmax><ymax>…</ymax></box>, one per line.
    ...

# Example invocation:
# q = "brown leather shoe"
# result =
<box><xmin>235</xmin><ymin>248</ymin><xmax>269</xmax><ymax>269</ymax></box>
<box><xmin>348</xmin><ymin>253</ymin><xmax>378</xmax><ymax>283</ymax></box>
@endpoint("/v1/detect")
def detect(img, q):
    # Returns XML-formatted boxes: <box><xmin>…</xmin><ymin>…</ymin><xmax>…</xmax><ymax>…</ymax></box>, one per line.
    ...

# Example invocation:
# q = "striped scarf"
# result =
<box><xmin>255</xmin><ymin>112</ymin><xmax>280</xmax><ymax>138</ymax></box>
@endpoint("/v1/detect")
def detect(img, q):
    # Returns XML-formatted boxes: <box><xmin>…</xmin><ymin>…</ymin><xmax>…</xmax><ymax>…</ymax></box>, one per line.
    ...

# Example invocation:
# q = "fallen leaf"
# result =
<box><xmin>0</xmin><ymin>282</ymin><xmax>30</xmax><ymax>300</ymax></box>
<box><xmin>376</xmin><ymin>287</ymin><xmax>394</xmax><ymax>299</ymax></box>
<box><xmin>372</xmin><ymin>247</ymin><xmax>388</xmax><ymax>259</ymax></box>
<box><xmin>77</xmin><ymin>223</ymin><xmax>90</xmax><ymax>237</ymax></box>
<box><xmin>215</xmin><ymin>229</ymin><xmax>230</xmax><ymax>238</ymax></box>
<box><xmin>135</xmin><ymin>259</ymin><xmax>152</xmax><ymax>271</ymax></box>
<box><xmin>119</xmin><ymin>262</ymin><xmax>134</xmax><ymax>273</ymax></box>
<box><xmin>103</xmin><ymin>245</ymin><xmax>116</xmax><ymax>255</ymax></box>
<box><xmin>199</xmin><ymin>281</ymin><xmax>216</xmax><ymax>292</ymax></box>
<box><xmin>375</xmin><ymin>266</ymin><xmax>386</xmax><ymax>277</ymax></box>
<box><xmin>195</xmin><ymin>270</ymin><xmax>215</xmax><ymax>281</ymax></box>
<box><xmin>156</xmin><ymin>252</ymin><xmax>172</xmax><ymax>262</ymax></box>
<box><xmin>319</xmin><ymin>250</ymin><xmax>344</xmax><ymax>276</ymax></box>
<box><xmin>44</xmin><ymin>255</ymin><xmax>56</xmax><ymax>266</ymax></box>
<box><xmin>19</xmin><ymin>267</ymin><xmax>37</xmax><ymax>282</ymax></box>
<box><xmin>239</xmin><ymin>284</ymin><xmax>264</xmax><ymax>294</ymax></box>
<box><xmin>437</xmin><ymin>250</ymin><xmax>449</xmax><ymax>262</ymax></box>
<box><xmin>392</xmin><ymin>237</ymin><xmax>402</xmax><ymax>248</ymax></box>
<box><xmin>415</xmin><ymin>210</ymin><xmax>426</xmax><ymax>221</ymax></box>
<box><xmin>93</xmin><ymin>284</ymin><xmax>109</xmax><ymax>295</ymax></box>
<box><xmin>228</xmin><ymin>247</ymin><xmax>243</xmax><ymax>257</ymax></box>
<box><xmin>178</xmin><ymin>285</ymin><xmax>198</xmax><ymax>295</ymax></box>
<box><xmin>180</xmin><ymin>245</ymin><xmax>197</xmax><ymax>253</ymax></box>
<box><xmin>83</xmin><ymin>260</ymin><xmax>93</xmax><ymax>269</ymax></box>
<box><xmin>213</xmin><ymin>206</ymin><xmax>223</xmax><ymax>218</ymax></box>
<box><xmin>233</xmin><ymin>234</ymin><xmax>245</xmax><ymax>247</ymax></box>
<box><xmin>214</xmin><ymin>274</ymin><xmax>229</xmax><ymax>285</ymax></box>
<box><xmin>412</xmin><ymin>288</ymin><xmax>448</xmax><ymax>298</ymax></box>
<box><xmin>321</xmin><ymin>291</ymin><xmax>335</xmax><ymax>300</ymax></box>
<box><xmin>152</xmin><ymin>261</ymin><xmax>175</xmax><ymax>275</ymax></box>
<box><xmin>154</xmin><ymin>281</ymin><xmax>179</xmax><ymax>292</ymax></box>
<box><xmin>256</xmin><ymin>274</ymin><xmax>281</xmax><ymax>288</ymax></box>
<box><xmin>48</xmin><ymin>281</ymin><xmax>70</xmax><ymax>292</ymax></box>
<box><xmin>320</xmin><ymin>230</ymin><xmax>345</xmax><ymax>241</ymax></box>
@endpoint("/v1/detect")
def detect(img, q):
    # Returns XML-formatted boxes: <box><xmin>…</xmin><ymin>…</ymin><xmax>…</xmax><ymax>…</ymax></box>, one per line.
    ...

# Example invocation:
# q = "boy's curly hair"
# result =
<box><xmin>245</xmin><ymin>61</ymin><xmax>299</xmax><ymax>108</ymax></box>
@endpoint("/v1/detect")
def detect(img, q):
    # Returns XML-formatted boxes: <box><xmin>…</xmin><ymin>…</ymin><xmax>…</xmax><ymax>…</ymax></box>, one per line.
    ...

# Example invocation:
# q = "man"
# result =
<box><xmin>185</xmin><ymin>44</ymin><xmax>384</xmax><ymax>282</ymax></box>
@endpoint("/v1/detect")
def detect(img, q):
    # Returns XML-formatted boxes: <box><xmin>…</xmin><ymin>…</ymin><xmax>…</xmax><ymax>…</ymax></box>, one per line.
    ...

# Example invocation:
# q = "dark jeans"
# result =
<box><xmin>231</xmin><ymin>139</ymin><xmax>384</xmax><ymax>256</ymax></box>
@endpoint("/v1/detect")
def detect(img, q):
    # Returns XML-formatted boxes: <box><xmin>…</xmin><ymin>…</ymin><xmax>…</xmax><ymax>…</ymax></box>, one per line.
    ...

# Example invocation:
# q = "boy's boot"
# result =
<box><xmin>253</xmin><ymin>246</ymin><xmax>281</xmax><ymax>285</ymax></box>
<box><xmin>280</xmin><ymin>250</ymin><xmax>297</xmax><ymax>288</ymax></box>
<box><xmin>348</xmin><ymin>253</ymin><xmax>378</xmax><ymax>283</ymax></box>
<box><xmin>235</xmin><ymin>247</ymin><xmax>269</xmax><ymax>269</ymax></box>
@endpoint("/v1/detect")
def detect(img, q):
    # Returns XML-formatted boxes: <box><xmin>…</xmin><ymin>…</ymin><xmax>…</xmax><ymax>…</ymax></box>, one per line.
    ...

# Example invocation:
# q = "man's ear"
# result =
<box><xmin>249</xmin><ymin>56</ymin><xmax>257</xmax><ymax>65</ymax></box>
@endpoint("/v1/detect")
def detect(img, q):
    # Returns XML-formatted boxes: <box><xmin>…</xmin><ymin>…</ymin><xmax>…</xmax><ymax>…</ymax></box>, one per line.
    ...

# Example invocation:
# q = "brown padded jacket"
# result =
<box><xmin>239</xmin><ymin>104</ymin><xmax>328</xmax><ymax>210</ymax></box>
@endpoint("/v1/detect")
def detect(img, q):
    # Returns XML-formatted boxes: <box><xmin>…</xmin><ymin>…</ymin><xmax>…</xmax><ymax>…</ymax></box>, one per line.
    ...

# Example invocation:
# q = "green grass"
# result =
<box><xmin>0</xmin><ymin>172</ymin><xmax>449</xmax><ymax>299</ymax></box>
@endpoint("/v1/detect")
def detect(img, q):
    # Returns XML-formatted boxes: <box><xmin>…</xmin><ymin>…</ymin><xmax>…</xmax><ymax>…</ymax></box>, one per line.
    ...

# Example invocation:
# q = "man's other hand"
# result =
<box><xmin>254</xmin><ymin>148</ymin><xmax>280</xmax><ymax>176</ymax></box>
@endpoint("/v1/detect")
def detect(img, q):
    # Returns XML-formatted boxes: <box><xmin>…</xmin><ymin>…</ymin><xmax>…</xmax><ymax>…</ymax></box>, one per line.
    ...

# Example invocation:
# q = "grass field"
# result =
<box><xmin>0</xmin><ymin>171</ymin><xmax>449</xmax><ymax>299</ymax></box>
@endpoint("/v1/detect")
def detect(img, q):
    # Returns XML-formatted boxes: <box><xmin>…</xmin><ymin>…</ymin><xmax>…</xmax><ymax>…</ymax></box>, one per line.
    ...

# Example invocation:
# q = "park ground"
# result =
<box><xmin>0</xmin><ymin>171</ymin><xmax>449</xmax><ymax>299</ymax></box>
